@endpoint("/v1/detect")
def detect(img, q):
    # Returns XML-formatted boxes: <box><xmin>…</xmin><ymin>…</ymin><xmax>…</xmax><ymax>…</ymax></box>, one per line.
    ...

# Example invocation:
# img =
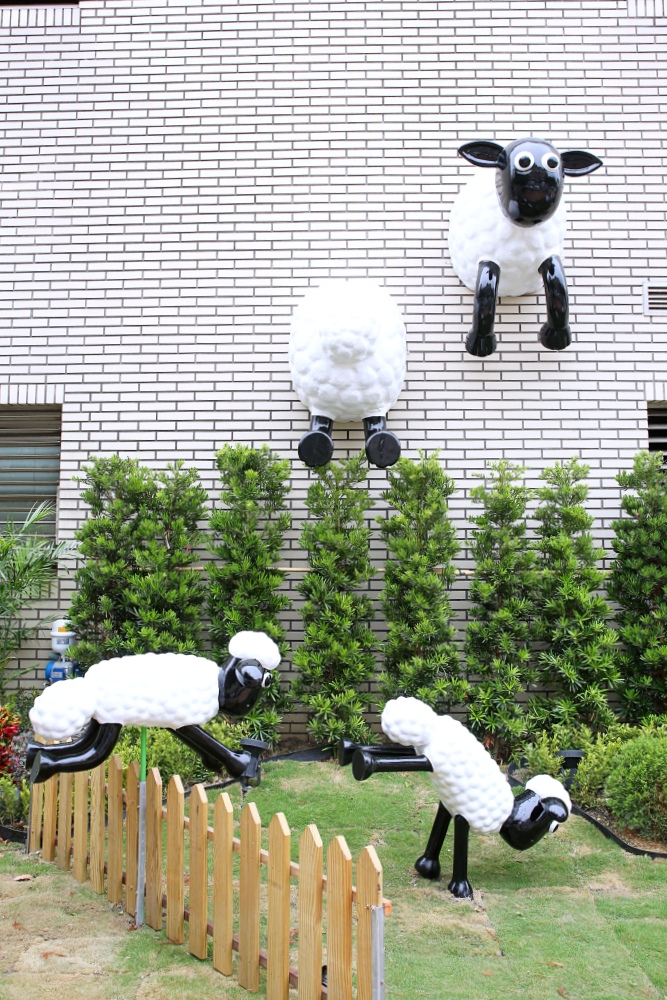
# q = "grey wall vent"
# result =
<box><xmin>648</xmin><ymin>404</ymin><xmax>667</xmax><ymax>454</ymax></box>
<box><xmin>628</xmin><ymin>0</ymin><xmax>667</xmax><ymax>15</ymax></box>
<box><xmin>643</xmin><ymin>282</ymin><xmax>667</xmax><ymax>315</ymax></box>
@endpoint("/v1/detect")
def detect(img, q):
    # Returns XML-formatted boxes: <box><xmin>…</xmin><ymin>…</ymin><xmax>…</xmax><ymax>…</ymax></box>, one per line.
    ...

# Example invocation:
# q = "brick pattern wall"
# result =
<box><xmin>1</xmin><ymin>1</ymin><xmax>666</xmax><ymax>732</ymax></box>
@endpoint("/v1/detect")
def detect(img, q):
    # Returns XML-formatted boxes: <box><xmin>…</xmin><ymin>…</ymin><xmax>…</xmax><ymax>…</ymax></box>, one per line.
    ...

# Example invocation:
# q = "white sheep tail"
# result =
<box><xmin>381</xmin><ymin>697</ymin><xmax>439</xmax><ymax>749</ymax></box>
<box><xmin>29</xmin><ymin>676</ymin><xmax>97</xmax><ymax>741</ymax></box>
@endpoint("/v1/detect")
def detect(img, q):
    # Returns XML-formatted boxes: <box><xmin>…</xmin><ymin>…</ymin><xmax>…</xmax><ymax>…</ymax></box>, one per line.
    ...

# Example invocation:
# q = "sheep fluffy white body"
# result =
<box><xmin>448</xmin><ymin>171</ymin><xmax>566</xmax><ymax>298</ymax></box>
<box><xmin>382</xmin><ymin>697</ymin><xmax>518</xmax><ymax>835</ymax></box>
<box><xmin>29</xmin><ymin>631</ymin><xmax>281</xmax><ymax>742</ymax></box>
<box><xmin>289</xmin><ymin>281</ymin><xmax>407</xmax><ymax>423</ymax></box>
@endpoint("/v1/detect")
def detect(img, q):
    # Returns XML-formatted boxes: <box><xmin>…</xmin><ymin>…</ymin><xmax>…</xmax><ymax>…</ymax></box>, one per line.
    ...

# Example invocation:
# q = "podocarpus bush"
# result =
<box><xmin>530</xmin><ymin>458</ymin><xmax>618</xmax><ymax>731</ymax></box>
<box><xmin>208</xmin><ymin>445</ymin><xmax>292</xmax><ymax>749</ymax></box>
<box><xmin>465</xmin><ymin>460</ymin><xmax>537</xmax><ymax>759</ymax></box>
<box><xmin>377</xmin><ymin>452</ymin><xmax>467</xmax><ymax>711</ymax></box>
<box><xmin>292</xmin><ymin>454</ymin><xmax>377</xmax><ymax>744</ymax></box>
<box><xmin>68</xmin><ymin>457</ymin><xmax>208</xmax><ymax>667</ymax></box>
<box><xmin>607</xmin><ymin>451</ymin><xmax>667</xmax><ymax>720</ymax></box>
<box><xmin>604</xmin><ymin>734</ymin><xmax>667</xmax><ymax>842</ymax></box>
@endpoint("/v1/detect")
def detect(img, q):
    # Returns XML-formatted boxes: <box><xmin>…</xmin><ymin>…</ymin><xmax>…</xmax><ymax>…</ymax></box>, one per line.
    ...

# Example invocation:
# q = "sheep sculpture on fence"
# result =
<box><xmin>26</xmin><ymin>630</ymin><xmax>281</xmax><ymax>786</ymax></box>
<box><xmin>289</xmin><ymin>280</ymin><xmax>407</xmax><ymax>469</ymax></box>
<box><xmin>448</xmin><ymin>137</ymin><xmax>603</xmax><ymax>358</ymax></box>
<box><xmin>341</xmin><ymin>696</ymin><xmax>571</xmax><ymax>899</ymax></box>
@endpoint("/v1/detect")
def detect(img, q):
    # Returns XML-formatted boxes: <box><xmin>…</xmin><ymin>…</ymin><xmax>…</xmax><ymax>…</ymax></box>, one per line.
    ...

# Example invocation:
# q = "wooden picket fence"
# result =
<box><xmin>28</xmin><ymin>755</ymin><xmax>391</xmax><ymax>1000</ymax></box>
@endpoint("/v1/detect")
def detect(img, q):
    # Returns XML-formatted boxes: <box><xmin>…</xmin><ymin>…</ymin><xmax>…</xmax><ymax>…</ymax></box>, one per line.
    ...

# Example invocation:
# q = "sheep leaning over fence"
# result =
<box><xmin>340</xmin><ymin>696</ymin><xmax>571</xmax><ymax>899</ymax></box>
<box><xmin>26</xmin><ymin>630</ymin><xmax>281</xmax><ymax>786</ymax></box>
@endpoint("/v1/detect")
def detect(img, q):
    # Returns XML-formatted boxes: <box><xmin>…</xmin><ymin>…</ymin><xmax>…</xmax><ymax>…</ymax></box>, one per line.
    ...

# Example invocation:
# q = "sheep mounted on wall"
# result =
<box><xmin>340</xmin><ymin>696</ymin><xmax>571</xmax><ymax>899</ymax></box>
<box><xmin>289</xmin><ymin>280</ymin><xmax>407</xmax><ymax>469</ymax></box>
<box><xmin>448</xmin><ymin>137</ymin><xmax>603</xmax><ymax>358</ymax></box>
<box><xmin>26</xmin><ymin>630</ymin><xmax>281</xmax><ymax>786</ymax></box>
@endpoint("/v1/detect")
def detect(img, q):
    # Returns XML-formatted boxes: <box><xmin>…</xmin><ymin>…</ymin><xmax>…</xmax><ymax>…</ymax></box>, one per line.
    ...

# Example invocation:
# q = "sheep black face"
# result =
<box><xmin>218</xmin><ymin>656</ymin><xmax>273</xmax><ymax>717</ymax></box>
<box><xmin>449</xmin><ymin>137</ymin><xmax>602</xmax><ymax>356</ymax></box>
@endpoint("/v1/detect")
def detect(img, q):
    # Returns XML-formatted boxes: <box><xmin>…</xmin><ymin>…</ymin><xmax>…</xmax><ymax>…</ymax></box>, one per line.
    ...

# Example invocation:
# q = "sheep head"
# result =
<box><xmin>458</xmin><ymin>137</ymin><xmax>602</xmax><ymax>228</ymax></box>
<box><xmin>217</xmin><ymin>630</ymin><xmax>280</xmax><ymax>717</ymax></box>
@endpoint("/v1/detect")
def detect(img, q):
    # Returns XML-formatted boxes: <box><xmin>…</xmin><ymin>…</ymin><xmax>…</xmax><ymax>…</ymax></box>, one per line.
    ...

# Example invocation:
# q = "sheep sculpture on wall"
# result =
<box><xmin>340</xmin><ymin>696</ymin><xmax>571</xmax><ymax>899</ymax></box>
<box><xmin>448</xmin><ymin>137</ymin><xmax>603</xmax><ymax>358</ymax></box>
<box><xmin>26</xmin><ymin>630</ymin><xmax>281</xmax><ymax>786</ymax></box>
<box><xmin>289</xmin><ymin>280</ymin><xmax>407</xmax><ymax>469</ymax></box>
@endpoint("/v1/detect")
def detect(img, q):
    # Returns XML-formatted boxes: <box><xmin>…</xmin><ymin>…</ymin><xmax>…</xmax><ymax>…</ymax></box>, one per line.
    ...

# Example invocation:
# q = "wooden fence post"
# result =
<box><xmin>267</xmin><ymin>812</ymin><xmax>291</xmax><ymax>1000</ymax></box>
<box><xmin>356</xmin><ymin>846</ymin><xmax>383</xmax><ymax>1000</ymax></box>
<box><xmin>188</xmin><ymin>784</ymin><xmax>209</xmax><ymax>960</ymax></box>
<box><xmin>41</xmin><ymin>776</ymin><xmax>58</xmax><ymax>863</ymax></box>
<box><xmin>28</xmin><ymin>780</ymin><xmax>43</xmax><ymax>854</ymax></box>
<box><xmin>213</xmin><ymin>791</ymin><xmax>234</xmax><ymax>977</ymax></box>
<box><xmin>56</xmin><ymin>772</ymin><xmax>73</xmax><ymax>872</ymax></box>
<box><xmin>238</xmin><ymin>801</ymin><xmax>261</xmax><ymax>993</ymax></box>
<box><xmin>298</xmin><ymin>824</ymin><xmax>323</xmax><ymax>1000</ymax></box>
<box><xmin>107</xmin><ymin>755</ymin><xmax>124</xmax><ymax>905</ymax></box>
<box><xmin>72</xmin><ymin>770</ymin><xmax>88</xmax><ymax>883</ymax></box>
<box><xmin>145</xmin><ymin>767</ymin><xmax>163</xmax><ymax>930</ymax></box>
<box><xmin>327</xmin><ymin>836</ymin><xmax>353</xmax><ymax>1000</ymax></box>
<box><xmin>166</xmin><ymin>775</ymin><xmax>185</xmax><ymax>945</ymax></box>
<box><xmin>125</xmin><ymin>760</ymin><xmax>139</xmax><ymax>917</ymax></box>
<box><xmin>89</xmin><ymin>763</ymin><xmax>106</xmax><ymax>894</ymax></box>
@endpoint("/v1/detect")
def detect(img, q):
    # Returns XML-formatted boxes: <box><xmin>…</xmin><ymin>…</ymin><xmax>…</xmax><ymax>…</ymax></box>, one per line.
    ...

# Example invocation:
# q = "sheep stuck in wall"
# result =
<box><xmin>289</xmin><ymin>280</ymin><xmax>407</xmax><ymax>468</ymax></box>
<box><xmin>448</xmin><ymin>137</ymin><xmax>603</xmax><ymax>358</ymax></box>
<box><xmin>26</xmin><ymin>631</ymin><xmax>281</xmax><ymax>786</ymax></box>
<box><xmin>340</xmin><ymin>696</ymin><xmax>571</xmax><ymax>899</ymax></box>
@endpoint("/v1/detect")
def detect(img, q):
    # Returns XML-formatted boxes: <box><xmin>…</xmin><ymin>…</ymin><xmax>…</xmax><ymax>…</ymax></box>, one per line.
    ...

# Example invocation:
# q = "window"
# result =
<box><xmin>647</xmin><ymin>403</ymin><xmax>667</xmax><ymax>455</ymax></box>
<box><xmin>0</xmin><ymin>405</ymin><xmax>62</xmax><ymax>536</ymax></box>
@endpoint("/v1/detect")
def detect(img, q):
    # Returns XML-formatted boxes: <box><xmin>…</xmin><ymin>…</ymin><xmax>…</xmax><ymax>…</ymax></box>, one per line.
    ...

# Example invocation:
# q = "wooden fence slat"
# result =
<box><xmin>238</xmin><ymin>801</ymin><xmax>262</xmax><ymax>993</ymax></box>
<box><xmin>356</xmin><ymin>846</ymin><xmax>383</xmax><ymax>1000</ymax></box>
<box><xmin>72</xmin><ymin>770</ymin><xmax>88</xmax><ymax>883</ymax></box>
<box><xmin>125</xmin><ymin>761</ymin><xmax>139</xmax><ymax>917</ymax></box>
<box><xmin>41</xmin><ymin>776</ymin><xmax>58</xmax><ymax>862</ymax></box>
<box><xmin>298</xmin><ymin>824</ymin><xmax>323</xmax><ymax>1000</ymax></box>
<box><xmin>89</xmin><ymin>763</ymin><xmax>106</xmax><ymax>894</ymax></box>
<box><xmin>57</xmin><ymin>772</ymin><xmax>73</xmax><ymax>871</ymax></box>
<box><xmin>166</xmin><ymin>775</ymin><xmax>185</xmax><ymax>945</ymax></box>
<box><xmin>188</xmin><ymin>784</ymin><xmax>209</xmax><ymax>960</ymax></box>
<box><xmin>327</xmin><ymin>836</ymin><xmax>353</xmax><ymax>1000</ymax></box>
<box><xmin>145</xmin><ymin>767</ymin><xmax>163</xmax><ymax>930</ymax></box>
<box><xmin>213</xmin><ymin>792</ymin><xmax>234</xmax><ymax>976</ymax></box>
<box><xmin>267</xmin><ymin>812</ymin><xmax>291</xmax><ymax>1000</ymax></box>
<box><xmin>28</xmin><ymin>779</ymin><xmax>43</xmax><ymax>854</ymax></box>
<box><xmin>107</xmin><ymin>755</ymin><xmax>124</xmax><ymax>905</ymax></box>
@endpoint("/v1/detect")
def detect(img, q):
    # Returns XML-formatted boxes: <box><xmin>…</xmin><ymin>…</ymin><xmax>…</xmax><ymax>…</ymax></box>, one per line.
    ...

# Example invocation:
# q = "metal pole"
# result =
<box><xmin>371</xmin><ymin>904</ymin><xmax>386</xmax><ymax>1000</ymax></box>
<box><xmin>135</xmin><ymin>726</ymin><xmax>147</xmax><ymax>926</ymax></box>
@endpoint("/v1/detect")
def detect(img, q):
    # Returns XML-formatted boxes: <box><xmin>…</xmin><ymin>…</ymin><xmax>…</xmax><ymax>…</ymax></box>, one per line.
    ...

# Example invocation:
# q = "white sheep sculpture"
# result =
<box><xmin>340</xmin><ymin>696</ymin><xmax>571</xmax><ymax>899</ymax></box>
<box><xmin>26</xmin><ymin>630</ymin><xmax>281</xmax><ymax>785</ymax></box>
<box><xmin>289</xmin><ymin>280</ymin><xmax>407</xmax><ymax>468</ymax></box>
<box><xmin>448</xmin><ymin>137</ymin><xmax>602</xmax><ymax>357</ymax></box>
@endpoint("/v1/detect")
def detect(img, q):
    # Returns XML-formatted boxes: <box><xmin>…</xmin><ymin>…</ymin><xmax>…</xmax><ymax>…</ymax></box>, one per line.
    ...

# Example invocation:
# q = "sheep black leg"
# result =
<box><xmin>447</xmin><ymin>815</ymin><xmax>473</xmax><ymax>899</ymax></box>
<box><xmin>30</xmin><ymin>723</ymin><xmax>122</xmax><ymax>784</ymax></box>
<box><xmin>26</xmin><ymin>719</ymin><xmax>101</xmax><ymax>771</ymax></box>
<box><xmin>466</xmin><ymin>259</ymin><xmax>500</xmax><ymax>358</ymax></box>
<box><xmin>414</xmin><ymin>802</ymin><xmax>452</xmax><ymax>881</ymax></box>
<box><xmin>298</xmin><ymin>415</ymin><xmax>334</xmax><ymax>467</ymax></box>
<box><xmin>538</xmin><ymin>254</ymin><xmax>571</xmax><ymax>350</ymax></box>
<box><xmin>171</xmin><ymin>725</ymin><xmax>269</xmax><ymax>785</ymax></box>
<box><xmin>351</xmin><ymin>748</ymin><xmax>433</xmax><ymax>782</ymax></box>
<box><xmin>363</xmin><ymin>416</ymin><xmax>401</xmax><ymax>469</ymax></box>
<box><xmin>338</xmin><ymin>739</ymin><xmax>417</xmax><ymax>767</ymax></box>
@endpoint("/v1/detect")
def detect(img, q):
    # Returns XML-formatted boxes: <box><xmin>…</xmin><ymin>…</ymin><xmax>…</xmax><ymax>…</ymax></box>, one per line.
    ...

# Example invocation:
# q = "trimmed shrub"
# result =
<box><xmin>292</xmin><ymin>454</ymin><xmax>377</xmax><ymax>744</ymax></box>
<box><xmin>377</xmin><ymin>452</ymin><xmax>466</xmax><ymax>712</ymax></box>
<box><xmin>607</xmin><ymin>450</ymin><xmax>667</xmax><ymax>720</ymax></box>
<box><xmin>0</xmin><ymin>774</ymin><xmax>30</xmax><ymax>827</ymax></box>
<box><xmin>604</xmin><ymin>734</ymin><xmax>667</xmax><ymax>842</ymax></box>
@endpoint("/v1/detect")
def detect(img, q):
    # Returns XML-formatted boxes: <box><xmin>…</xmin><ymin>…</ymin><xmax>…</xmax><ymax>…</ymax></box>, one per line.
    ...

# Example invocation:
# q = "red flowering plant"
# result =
<box><xmin>0</xmin><ymin>706</ymin><xmax>20</xmax><ymax>775</ymax></box>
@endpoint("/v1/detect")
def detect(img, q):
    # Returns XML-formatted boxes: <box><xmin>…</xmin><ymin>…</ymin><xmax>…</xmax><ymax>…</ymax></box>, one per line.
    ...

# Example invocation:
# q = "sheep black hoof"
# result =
<box><xmin>465</xmin><ymin>331</ymin><xmax>497</xmax><ymax>358</ymax></box>
<box><xmin>538</xmin><ymin>324</ymin><xmax>572</xmax><ymax>351</ymax></box>
<box><xmin>447</xmin><ymin>877</ymin><xmax>473</xmax><ymax>900</ymax></box>
<box><xmin>365</xmin><ymin>431</ymin><xmax>401</xmax><ymax>469</ymax></box>
<box><xmin>298</xmin><ymin>429</ymin><xmax>334</xmax><ymax>467</ymax></box>
<box><xmin>414</xmin><ymin>854</ymin><xmax>441</xmax><ymax>880</ymax></box>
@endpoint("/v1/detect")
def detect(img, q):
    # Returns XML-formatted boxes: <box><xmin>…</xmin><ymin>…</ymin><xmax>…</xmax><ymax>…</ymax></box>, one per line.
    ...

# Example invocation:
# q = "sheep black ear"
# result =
<box><xmin>561</xmin><ymin>150</ymin><xmax>603</xmax><ymax>176</ymax></box>
<box><xmin>457</xmin><ymin>141</ymin><xmax>504</xmax><ymax>167</ymax></box>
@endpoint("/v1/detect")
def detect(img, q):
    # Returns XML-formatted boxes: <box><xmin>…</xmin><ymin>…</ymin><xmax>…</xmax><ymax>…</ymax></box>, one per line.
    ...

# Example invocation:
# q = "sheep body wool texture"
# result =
<box><xmin>448</xmin><ymin>170</ymin><xmax>566</xmax><ymax>298</ymax></box>
<box><xmin>382</xmin><ymin>696</ymin><xmax>516</xmax><ymax>835</ymax></box>
<box><xmin>289</xmin><ymin>280</ymin><xmax>407</xmax><ymax>423</ymax></box>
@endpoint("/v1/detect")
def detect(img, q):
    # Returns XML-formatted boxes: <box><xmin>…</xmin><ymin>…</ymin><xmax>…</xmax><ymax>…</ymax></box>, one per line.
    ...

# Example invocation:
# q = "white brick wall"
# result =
<box><xmin>2</xmin><ymin>1</ymin><xmax>666</xmax><ymax>729</ymax></box>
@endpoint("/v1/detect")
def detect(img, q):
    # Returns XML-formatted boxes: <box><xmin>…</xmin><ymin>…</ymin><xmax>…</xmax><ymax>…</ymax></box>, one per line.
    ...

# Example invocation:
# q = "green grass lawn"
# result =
<box><xmin>1</xmin><ymin>758</ymin><xmax>666</xmax><ymax>1000</ymax></box>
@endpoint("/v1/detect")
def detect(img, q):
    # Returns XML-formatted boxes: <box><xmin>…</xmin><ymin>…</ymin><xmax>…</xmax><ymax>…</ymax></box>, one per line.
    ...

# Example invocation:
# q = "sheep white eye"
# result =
<box><xmin>542</xmin><ymin>152</ymin><xmax>560</xmax><ymax>171</ymax></box>
<box><xmin>261</xmin><ymin>672</ymin><xmax>273</xmax><ymax>689</ymax></box>
<box><xmin>514</xmin><ymin>151</ymin><xmax>534</xmax><ymax>173</ymax></box>
<box><xmin>549</xmin><ymin>821</ymin><xmax>559</xmax><ymax>834</ymax></box>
